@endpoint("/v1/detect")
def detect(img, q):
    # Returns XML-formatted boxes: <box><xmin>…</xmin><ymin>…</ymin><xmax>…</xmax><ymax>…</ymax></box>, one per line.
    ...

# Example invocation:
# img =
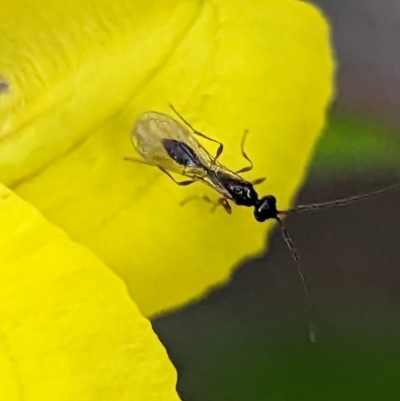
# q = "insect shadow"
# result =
<box><xmin>125</xmin><ymin>105</ymin><xmax>400</xmax><ymax>342</ymax></box>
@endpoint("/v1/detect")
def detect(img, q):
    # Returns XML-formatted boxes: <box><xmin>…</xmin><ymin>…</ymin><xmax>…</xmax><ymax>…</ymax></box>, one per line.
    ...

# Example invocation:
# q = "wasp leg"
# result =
<box><xmin>213</xmin><ymin>198</ymin><xmax>232</xmax><ymax>214</ymax></box>
<box><xmin>169</xmin><ymin>104</ymin><xmax>224</xmax><ymax>163</ymax></box>
<box><xmin>125</xmin><ymin>158</ymin><xmax>195</xmax><ymax>186</ymax></box>
<box><xmin>158</xmin><ymin>167</ymin><xmax>196</xmax><ymax>186</ymax></box>
<box><xmin>124</xmin><ymin>156</ymin><xmax>150</xmax><ymax>164</ymax></box>
<box><xmin>180</xmin><ymin>195</ymin><xmax>232</xmax><ymax>214</ymax></box>
<box><xmin>180</xmin><ymin>195</ymin><xmax>213</xmax><ymax>206</ymax></box>
<box><xmin>252</xmin><ymin>177</ymin><xmax>266</xmax><ymax>186</ymax></box>
<box><xmin>236</xmin><ymin>129</ymin><xmax>255</xmax><ymax>174</ymax></box>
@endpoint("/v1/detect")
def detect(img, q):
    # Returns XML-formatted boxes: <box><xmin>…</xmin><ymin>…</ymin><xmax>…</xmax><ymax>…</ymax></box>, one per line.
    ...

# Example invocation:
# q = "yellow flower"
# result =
<box><xmin>0</xmin><ymin>185</ymin><xmax>179</xmax><ymax>400</ymax></box>
<box><xmin>0</xmin><ymin>0</ymin><xmax>333</xmax><ymax>399</ymax></box>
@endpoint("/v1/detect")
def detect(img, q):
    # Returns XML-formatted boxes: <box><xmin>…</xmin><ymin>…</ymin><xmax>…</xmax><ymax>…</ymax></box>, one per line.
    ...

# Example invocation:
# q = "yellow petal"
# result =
<box><xmin>0</xmin><ymin>184</ymin><xmax>180</xmax><ymax>401</ymax></box>
<box><xmin>0</xmin><ymin>0</ymin><xmax>334</xmax><ymax>316</ymax></box>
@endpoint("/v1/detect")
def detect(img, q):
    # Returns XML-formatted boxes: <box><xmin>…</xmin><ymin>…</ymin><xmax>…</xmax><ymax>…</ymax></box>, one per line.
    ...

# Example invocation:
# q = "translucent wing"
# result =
<box><xmin>131</xmin><ymin>111</ymin><xmax>214</xmax><ymax>179</ymax></box>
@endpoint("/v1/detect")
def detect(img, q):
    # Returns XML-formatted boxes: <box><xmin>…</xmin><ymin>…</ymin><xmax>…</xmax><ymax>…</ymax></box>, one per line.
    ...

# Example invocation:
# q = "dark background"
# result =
<box><xmin>153</xmin><ymin>3</ymin><xmax>400</xmax><ymax>400</ymax></box>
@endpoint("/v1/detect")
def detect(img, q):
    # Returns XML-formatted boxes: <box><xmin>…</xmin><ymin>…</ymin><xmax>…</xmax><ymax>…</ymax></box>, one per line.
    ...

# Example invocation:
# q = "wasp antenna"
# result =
<box><xmin>276</xmin><ymin>217</ymin><xmax>317</xmax><ymax>343</ymax></box>
<box><xmin>169</xmin><ymin>104</ymin><xmax>184</xmax><ymax>121</ymax></box>
<box><xmin>279</xmin><ymin>181</ymin><xmax>400</xmax><ymax>215</ymax></box>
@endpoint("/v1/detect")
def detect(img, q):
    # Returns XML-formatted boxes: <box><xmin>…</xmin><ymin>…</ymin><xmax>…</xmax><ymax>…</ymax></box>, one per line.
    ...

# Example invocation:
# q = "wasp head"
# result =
<box><xmin>254</xmin><ymin>195</ymin><xmax>278</xmax><ymax>222</ymax></box>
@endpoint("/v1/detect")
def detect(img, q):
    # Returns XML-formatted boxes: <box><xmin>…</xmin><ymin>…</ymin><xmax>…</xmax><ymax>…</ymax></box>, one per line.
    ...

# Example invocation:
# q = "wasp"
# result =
<box><xmin>125</xmin><ymin>105</ymin><xmax>400</xmax><ymax>342</ymax></box>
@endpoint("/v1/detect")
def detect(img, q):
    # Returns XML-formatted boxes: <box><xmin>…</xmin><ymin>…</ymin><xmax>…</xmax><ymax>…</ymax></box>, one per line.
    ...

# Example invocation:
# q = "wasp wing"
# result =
<box><xmin>131</xmin><ymin>111</ymin><xmax>215</xmax><ymax>180</ymax></box>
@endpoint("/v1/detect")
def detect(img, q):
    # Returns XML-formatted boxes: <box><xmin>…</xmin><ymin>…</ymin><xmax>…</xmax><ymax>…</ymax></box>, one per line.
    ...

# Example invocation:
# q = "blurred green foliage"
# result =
<box><xmin>310</xmin><ymin>113</ymin><xmax>400</xmax><ymax>178</ymax></box>
<box><xmin>180</xmin><ymin>326</ymin><xmax>400</xmax><ymax>401</ymax></box>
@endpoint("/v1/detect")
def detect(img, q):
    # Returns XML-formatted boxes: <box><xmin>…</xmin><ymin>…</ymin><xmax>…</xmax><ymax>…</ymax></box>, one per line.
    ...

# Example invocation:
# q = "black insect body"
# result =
<box><xmin>160</xmin><ymin>131</ymin><xmax>279</xmax><ymax>219</ymax></box>
<box><xmin>214</xmin><ymin>171</ymin><xmax>259</xmax><ymax>207</ymax></box>
<box><xmin>162</xmin><ymin>139</ymin><xmax>204</xmax><ymax>169</ymax></box>
<box><xmin>126</xmin><ymin>105</ymin><xmax>400</xmax><ymax>342</ymax></box>
<box><xmin>158</xmin><ymin>131</ymin><xmax>262</xmax><ymax>213</ymax></box>
<box><xmin>158</xmin><ymin>137</ymin><xmax>285</xmax><ymax>222</ymax></box>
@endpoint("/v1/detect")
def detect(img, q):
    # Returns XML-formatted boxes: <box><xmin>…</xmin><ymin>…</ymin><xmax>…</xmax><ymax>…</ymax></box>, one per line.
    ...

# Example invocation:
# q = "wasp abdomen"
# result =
<box><xmin>162</xmin><ymin>139</ymin><xmax>204</xmax><ymax>168</ymax></box>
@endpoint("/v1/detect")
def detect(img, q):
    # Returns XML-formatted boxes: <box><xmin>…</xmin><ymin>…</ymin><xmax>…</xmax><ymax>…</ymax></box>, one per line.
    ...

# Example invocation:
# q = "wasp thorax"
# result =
<box><xmin>254</xmin><ymin>195</ymin><xmax>278</xmax><ymax>222</ymax></box>
<box><xmin>225</xmin><ymin>180</ymin><xmax>258</xmax><ymax>207</ymax></box>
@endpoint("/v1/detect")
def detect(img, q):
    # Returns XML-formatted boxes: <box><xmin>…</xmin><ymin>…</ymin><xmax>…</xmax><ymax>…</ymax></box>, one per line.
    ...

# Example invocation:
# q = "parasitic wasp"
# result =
<box><xmin>125</xmin><ymin>105</ymin><xmax>400</xmax><ymax>342</ymax></box>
